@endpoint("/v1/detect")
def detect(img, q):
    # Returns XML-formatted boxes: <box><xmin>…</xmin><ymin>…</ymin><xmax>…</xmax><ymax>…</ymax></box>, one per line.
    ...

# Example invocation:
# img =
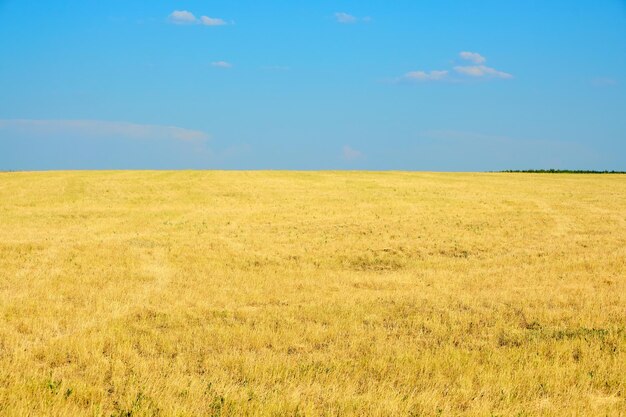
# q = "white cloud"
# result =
<box><xmin>459</xmin><ymin>51</ymin><xmax>486</xmax><ymax>64</ymax></box>
<box><xmin>169</xmin><ymin>10</ymin><xmax>197</xmax><ymax>25</ymax></box>
<box><xmin>455</xmin><ymin>52</ymin><xmax>512</xmax><ymax>79</ymax></box>
<box><xmin>0</xmin><ymin>119</ymin><xmax>209</xmax><ymax>142</ymax></box>
<box><xmin>333</xmin><ymin>12</ymin><xmax>371</xmax><ymax>24</ymax></box>
<box><xmin>334</xmin><ymin>12</ymin><xmax>358</xmax><ymax>24</ymax></box>
<box><xmin>168</xmin><ymin>11</ymin><xmax>227</xmax><ymax>26</ymax></box>
<box><xmin>211</xmin><ymin>61</ymin><xmax>232</xmax><ymax>68</ymax></box>
<box><xmin>403</xmin><ymin>70</ymin><xmax>449</xmax><ymax>82</ymax></box>
<box><xmin>398</xmin><ymin>52</ymin><xmax>512</xmax><ymax>83</ymax></box>
<box><xmin>343</xmin><ymin>145</ymin><xmax>364</xmax><ymax>161</ymax></box>
<box><xmin>453</xmin><ymin>65</ymin><xmax>512</xmax><ymax>79</ymax></box>
<box><xmin>200</xmin><ymin>16</ymin><xmax>227</xmax><ymax>26</ymax></box>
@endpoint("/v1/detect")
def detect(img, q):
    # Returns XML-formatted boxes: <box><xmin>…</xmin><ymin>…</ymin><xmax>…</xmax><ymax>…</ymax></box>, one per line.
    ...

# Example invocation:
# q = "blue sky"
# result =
<box><xmin>1</xmin><ymin>0</ymin><xmax>625</xmax><ymax>171</ymax></box>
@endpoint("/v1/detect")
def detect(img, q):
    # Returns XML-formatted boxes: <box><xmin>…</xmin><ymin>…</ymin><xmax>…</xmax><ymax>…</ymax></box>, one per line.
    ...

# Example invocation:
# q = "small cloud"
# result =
<box><xmin>334</xmin><ymin>12</ymin><xmax>372</xmax><ymax>25</ymax></box>
<box><xmin>454</xmin><ymin>65</ymin><xmax>512</xmax><ymax>79</ymax></box>
<box><xmin>334</xmin><ymin>12</ymin><xmax>357</xmax><ymax>24</ymax></box>
<box><xmin>200</xmin><ymin>16</ymin><xmax>227</xmax><ymax>26</ymax></box>
<box><xmin>334</xmin><ymin>12</ymin><xmax>371</xmax><ymax>24</ymax></box>
<box><xmin>343</xmin><ymin>145</ymin><xmax>364</xmax><ymax>161</ymax></box>
<box><xmin>592</xmin><ymin>77</ymin><xmax>618</xmax><ymax>87</ymax></box>
<box><xmin>402</xmin><ymin>70</ymin><xmax>449</xmax><ymax>82</ymax></box>
<box><xmin>169</xmin><ymin>11</ymin><xmax>228</xmax><ymax>26</ymax></box>
<box><xmin>211</xmin><ymin>61</ymin><xmax>232</xmax><ymax>68</ymax></box>
<box><xmin>459</xmin><ymin>51</ymin><xmax>486</xmax><ymax>64</ymax></box>
<box><xmin>169</xmin><ymin>10</ymin><xmax>197</xmax><ymax>25</ymax></box>
<box><xmin>455</xmin><ymin>52</ymin><xmax>512</xmax><ymax>79</ymax></box>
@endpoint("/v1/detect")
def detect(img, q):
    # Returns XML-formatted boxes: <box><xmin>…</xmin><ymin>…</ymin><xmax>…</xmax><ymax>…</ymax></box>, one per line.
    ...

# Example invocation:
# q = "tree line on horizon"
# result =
<box><xmin>499</xmin><ymin>169</ymin><xmax>626</xmax><ymax>174</ymax></box>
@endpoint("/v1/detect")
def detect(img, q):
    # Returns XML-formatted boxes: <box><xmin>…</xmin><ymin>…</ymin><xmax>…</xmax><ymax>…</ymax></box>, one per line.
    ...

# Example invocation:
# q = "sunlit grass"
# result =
<box><xmin>0</xmin><ymin>171</ymin><xmax>624</xmax><ymax>416</ymax></box>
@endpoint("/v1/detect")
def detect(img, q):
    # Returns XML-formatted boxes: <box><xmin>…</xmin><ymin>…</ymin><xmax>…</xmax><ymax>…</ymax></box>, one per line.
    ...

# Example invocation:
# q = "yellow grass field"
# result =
<box><xmin>0</xmin><ymin>171</ymin><xmax>625</xmax><ymax>416</ymax></box>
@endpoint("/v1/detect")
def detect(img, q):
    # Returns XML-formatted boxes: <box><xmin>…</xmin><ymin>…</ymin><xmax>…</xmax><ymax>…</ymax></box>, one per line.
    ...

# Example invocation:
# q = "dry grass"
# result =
<box><xmin>0</xmin><ymin>171</ymin><xmax>625</xmax><ymax>416</ymax></box>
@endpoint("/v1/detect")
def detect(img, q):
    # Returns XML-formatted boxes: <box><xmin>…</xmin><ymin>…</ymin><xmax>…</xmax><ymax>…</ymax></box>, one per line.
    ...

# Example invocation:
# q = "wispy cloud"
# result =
<box><xmin>343</xmin><ymin>145</ymin><xmax>364</xmax><ymax>161</ymax></box>
<box><xmin>459</xmin><ymin>51</ymin><xmax>486</xmax><ymax>64</ymax></box>
<box><xmin>414</xmin><ymin>129</ymin><xmax>598</xmax><ymax>170</ymax></box>
<box><xmin>334</xmin><ymin>12</ymin><xmax>371</xmax><ymax>24</ymax></box>
<box><xmin>397</xmin><ymin>51</ymin><xmax>512</xmax><ymax>83</ymax></box>
<box><xmin>591</xmin><ymin>77</ymin><xmax>618</xmax><ymax>87</ymax></box>
<box><xmin>454</xmin><ymin>65</ymin><xmax>512</xmax><ymax>79</ymax></box>
<box><xmin>334</xmin><ymin>12</ymin><xmax>357</xmax><ymax>24</ymax></box>
<box><xmin>211</xmin><ymin>61</ymin><xmax>232</xmax><ymax>68</ymax></box>
<box><xmin>401</xmin><ymin>70</ymin><xmax>449</xmax><ymax>82</ymax></box>
<box><xmin>169</xmin><ymin>10</ymin><xmax>228</xmax><ymax>26</ymax></box>
<box><xmin>169</xmin><ymin>10</ymin><xmax>198</xmax><ymax>25</ymax></box>
<box><xmin>454</xmin><ymin>51</ymin><xmax>512</xmax><ymax>79</ymax></box>
<box><xmin>0</xmin><ymin>119</ymin><xmax>209</xmax><ymax>142</ymax></box>
<box><xmin>200</xmin><ymin>16</ymin><xmax>227</xmax><ymax>26</ymax></box>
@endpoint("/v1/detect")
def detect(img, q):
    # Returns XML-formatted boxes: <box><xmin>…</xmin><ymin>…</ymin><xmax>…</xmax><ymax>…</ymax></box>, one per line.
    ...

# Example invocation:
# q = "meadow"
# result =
<box><xmin>0</xmin><ymin>171</ymin><xmax>624</xmax><ymax>416</ymax></box>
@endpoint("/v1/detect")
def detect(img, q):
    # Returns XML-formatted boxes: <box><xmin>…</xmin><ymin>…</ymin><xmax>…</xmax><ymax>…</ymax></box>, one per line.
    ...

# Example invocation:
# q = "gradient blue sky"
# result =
<box><xmin>1</xmin><ymin>0</ymin><xmax>625</xmax><ymax>170</ymax></box>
